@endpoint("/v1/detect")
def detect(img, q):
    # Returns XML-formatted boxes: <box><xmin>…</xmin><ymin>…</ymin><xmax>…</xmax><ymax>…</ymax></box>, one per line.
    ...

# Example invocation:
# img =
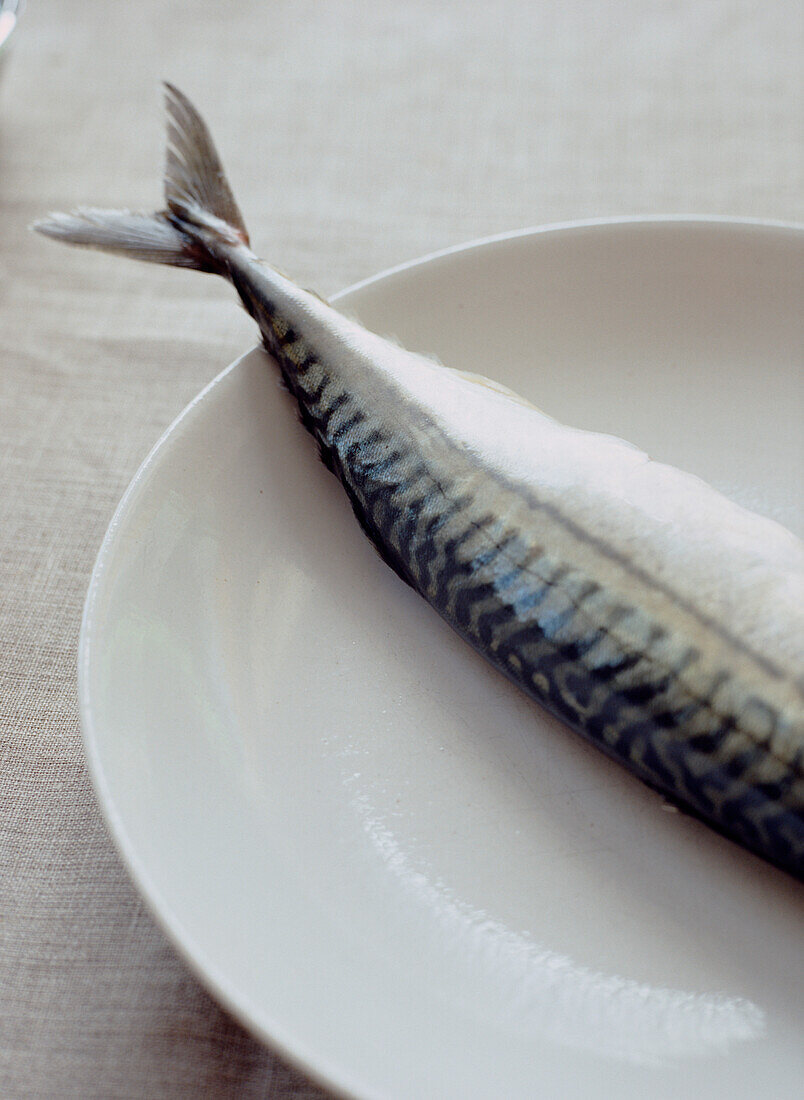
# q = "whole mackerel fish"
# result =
<box><xmin>36</xmin><ymin>86</ymin><xmax>804</xmax><ymax>879</ymax></box>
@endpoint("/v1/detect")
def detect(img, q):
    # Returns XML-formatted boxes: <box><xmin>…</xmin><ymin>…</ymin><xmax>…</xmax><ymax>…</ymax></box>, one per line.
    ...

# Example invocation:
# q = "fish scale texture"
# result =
<box><xmin>265</xmin><ymin>321</ymin><xmax>802</xmax><ymax>876</ymax></box>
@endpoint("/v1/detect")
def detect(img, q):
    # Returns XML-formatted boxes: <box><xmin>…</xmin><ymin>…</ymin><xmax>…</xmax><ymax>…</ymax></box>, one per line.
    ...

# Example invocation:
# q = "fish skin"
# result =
<box><xmin>245</xmin><ymin>275</ymin><xmax>804</xmax><ymax>875</ymax></box>
<box><xmin>34</xmin><ymin>85</ymin><xmax>804</xmax><ymax>879</ymax></box>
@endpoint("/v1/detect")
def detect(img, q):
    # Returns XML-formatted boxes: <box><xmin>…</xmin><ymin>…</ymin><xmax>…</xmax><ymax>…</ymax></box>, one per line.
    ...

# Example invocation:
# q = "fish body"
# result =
<box><xmin>35</xmin><ymin>86</ymin><xmax>804</xmax><ymax>878</ymax></box>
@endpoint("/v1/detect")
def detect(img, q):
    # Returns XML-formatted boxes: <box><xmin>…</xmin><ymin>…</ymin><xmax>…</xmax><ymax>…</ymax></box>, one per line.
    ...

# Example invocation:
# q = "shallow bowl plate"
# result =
<box><xmin>80</xmin><ymin>219</ymin><xmax>804</xmax><ymax>1100</ymax></box>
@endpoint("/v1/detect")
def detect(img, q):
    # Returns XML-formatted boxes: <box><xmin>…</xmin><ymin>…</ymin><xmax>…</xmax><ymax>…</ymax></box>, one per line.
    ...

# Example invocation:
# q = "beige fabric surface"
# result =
<box><xmin>1</xmin><ymin>1</ymin><xmax>802</xmax><ymax>1096</ymax></box>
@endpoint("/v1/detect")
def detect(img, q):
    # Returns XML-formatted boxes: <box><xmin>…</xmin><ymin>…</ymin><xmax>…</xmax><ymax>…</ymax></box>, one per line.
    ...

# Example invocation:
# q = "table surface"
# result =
<box><xmin>2</xmin><ymin>2</ymin><xmax>802</xmax><ymax>1097</ymax></box>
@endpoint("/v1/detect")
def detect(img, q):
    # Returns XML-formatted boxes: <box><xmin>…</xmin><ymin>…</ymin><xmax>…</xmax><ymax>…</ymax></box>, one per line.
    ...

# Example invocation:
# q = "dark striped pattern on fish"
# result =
<box><xmin>256</xmin><ymin>310</ymin><xmax>804</xmax><ymax>877</ymax></box>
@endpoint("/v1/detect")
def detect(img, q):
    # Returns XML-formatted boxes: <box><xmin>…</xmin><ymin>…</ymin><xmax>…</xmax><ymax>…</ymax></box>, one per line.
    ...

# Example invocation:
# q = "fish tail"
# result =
<box><xmin>32</xmin><ymin>84</ymin><xmax>249</xmax><ymax>274</ymax></box>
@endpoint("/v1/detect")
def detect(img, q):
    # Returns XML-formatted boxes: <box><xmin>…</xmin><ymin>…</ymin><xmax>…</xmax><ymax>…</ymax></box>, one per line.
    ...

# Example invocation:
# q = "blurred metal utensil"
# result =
<box><xmin>0</xmin><ymin>0</ymin><xmax>22</xmax><ymax>78</ymax></box>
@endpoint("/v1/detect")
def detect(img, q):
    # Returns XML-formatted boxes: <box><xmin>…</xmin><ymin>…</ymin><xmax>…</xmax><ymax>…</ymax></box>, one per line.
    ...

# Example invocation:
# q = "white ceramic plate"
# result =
<box><xmin>80</xmin><ymin>219</ymin><xmax>804</xmax><ymax>1100</ymax></box>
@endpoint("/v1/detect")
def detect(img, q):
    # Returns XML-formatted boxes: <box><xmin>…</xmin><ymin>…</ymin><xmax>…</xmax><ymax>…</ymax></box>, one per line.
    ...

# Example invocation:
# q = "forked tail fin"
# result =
<box><xmin>32</xmin><ymin>84</ymin><xmax>249</xmax><ymax>273</ymax></box>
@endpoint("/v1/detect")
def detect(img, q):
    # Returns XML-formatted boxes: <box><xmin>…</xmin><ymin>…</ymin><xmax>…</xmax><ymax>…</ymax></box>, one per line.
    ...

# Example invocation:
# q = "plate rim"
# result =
<box><xmin>77</xmin><ymin>214</ymin><xmax>804</xmax><ymax>1098</ymax></box>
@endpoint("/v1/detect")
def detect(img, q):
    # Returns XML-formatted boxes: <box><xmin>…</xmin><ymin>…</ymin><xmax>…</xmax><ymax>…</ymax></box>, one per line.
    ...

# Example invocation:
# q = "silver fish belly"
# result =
<box><xmin>238</xmin><ymin>266</ymin><xmax>804</xmax><ymax>878</ymax></box>
<box><xmin>34</xmin><ymin>84</ymin><xmax>804</xmax><ymax>879</ymax></box>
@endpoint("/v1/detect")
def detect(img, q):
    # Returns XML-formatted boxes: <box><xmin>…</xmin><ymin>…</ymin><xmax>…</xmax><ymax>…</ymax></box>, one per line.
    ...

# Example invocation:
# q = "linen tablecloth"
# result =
<box><xmin>2</xmin><ymin>2</ymin><xmax>802</xmax><ymax>1096</ymax></box>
